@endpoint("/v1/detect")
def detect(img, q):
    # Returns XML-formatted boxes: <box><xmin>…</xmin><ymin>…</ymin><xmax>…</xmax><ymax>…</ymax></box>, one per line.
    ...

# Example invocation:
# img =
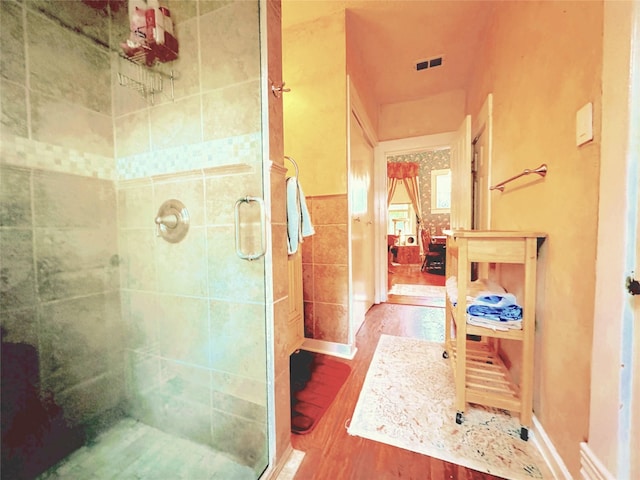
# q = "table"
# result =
<box><xmin>396</xmin><ymin>245</ymin><xmax>421</xmax><ymax>264</ymax></box>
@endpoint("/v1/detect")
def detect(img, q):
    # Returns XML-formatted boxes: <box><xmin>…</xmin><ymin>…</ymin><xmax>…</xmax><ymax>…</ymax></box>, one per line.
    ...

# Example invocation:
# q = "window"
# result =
<box><xmin>388</xmin><ymin>203</ymin><xmax>416</xmax><ymax>241</ymax></box>
<box><xmin>431</xmin><ymin>169</ymin><xmax>451</xmax><ymax>213</ymax></box>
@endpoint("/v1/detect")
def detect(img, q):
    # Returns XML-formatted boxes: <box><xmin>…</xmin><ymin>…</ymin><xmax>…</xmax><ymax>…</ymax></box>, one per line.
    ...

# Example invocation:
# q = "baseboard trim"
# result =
<box><xmin>531</xmin><ymin>415</ymin><xmax>572</xmax><ymax>479</ymax></box>
<box><xmin>274</xmin><ymin>449</ymin><xmax>305</xmax><ymax>480</ymax></box>
<box><xmin>579</xmin><ymin>442</ymin><xmax>616</xmax><ymax>480</ymax></box>
<box><xmin>301</xmin><ymin>338</ymin><xmax>358</xmax><ymax>360</ymax></box>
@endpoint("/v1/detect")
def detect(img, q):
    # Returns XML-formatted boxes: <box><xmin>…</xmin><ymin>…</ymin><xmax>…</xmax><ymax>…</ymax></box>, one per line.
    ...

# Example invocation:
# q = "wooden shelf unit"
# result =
<box><xmin>443</xmin><ymin>230</ymin><xmax>546</xmax><ymax>439</ymax></box>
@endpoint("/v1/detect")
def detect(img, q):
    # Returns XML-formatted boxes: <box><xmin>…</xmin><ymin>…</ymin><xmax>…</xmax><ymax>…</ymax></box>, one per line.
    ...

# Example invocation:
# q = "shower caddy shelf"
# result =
<box><xmin>117</xmin><ymin>52</ymin><xmax>176</xmax><ymax>104</ymax></box>
<box><xmin>442</xmin><ymin>229</ymin><xmax>546</xmax><ymax>441</ymax></box>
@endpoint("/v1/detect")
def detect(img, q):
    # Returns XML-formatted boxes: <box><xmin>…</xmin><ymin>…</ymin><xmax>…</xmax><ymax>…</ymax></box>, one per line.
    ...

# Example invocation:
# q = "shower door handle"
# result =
<box><xmin>234</xmin><ymin>196</ymin><xmax>267</xmax><ymax>261</ymax></box>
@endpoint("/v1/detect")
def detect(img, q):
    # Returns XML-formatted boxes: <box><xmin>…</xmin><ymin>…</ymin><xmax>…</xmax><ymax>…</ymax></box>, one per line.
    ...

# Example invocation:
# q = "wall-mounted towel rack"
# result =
<box><xmin>490</xmin><ymin>164</ymin><xmax>548</xmax><ymax>192</ymax></box>
<box><xmin>285</xmin><ymin>155</ymin><xmax>299</xmax><ymax>178</ymax></box>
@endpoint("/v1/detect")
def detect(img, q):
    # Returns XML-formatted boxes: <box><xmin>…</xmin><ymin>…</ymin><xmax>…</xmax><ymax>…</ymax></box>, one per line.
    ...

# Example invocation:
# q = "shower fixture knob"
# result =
<box><xmin>155</xmin><ymin>214</ymin><xmax>179</xmax><ymax>229</ymax></box>
<box><xmin>155</xmin><ymin>199</ymin><xmax>189</xmax><ymax>243</ymax></box>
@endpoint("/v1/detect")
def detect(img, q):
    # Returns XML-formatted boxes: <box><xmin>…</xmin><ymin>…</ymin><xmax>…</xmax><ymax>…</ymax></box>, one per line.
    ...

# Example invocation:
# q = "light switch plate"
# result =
<box><xmin>576</xmin><ymin>102</ymin><xmax>593</xmax><ymax>146</ymax></box>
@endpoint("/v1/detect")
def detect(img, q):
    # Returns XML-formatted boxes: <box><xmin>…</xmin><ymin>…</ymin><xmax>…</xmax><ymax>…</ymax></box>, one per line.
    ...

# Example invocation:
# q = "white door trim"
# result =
<box><xmin>374</xmin><ymin>132</ymin><xmax>455</xmax><ymax>302</ymax></box>
<box><xmin>347</xmin><ymin>76</ymin><xmax>378</xmax><ymax>343</ymax></box>
<box><xmin>586</xmin><ymin>1</ymin><xmax>639</xmax><ymax>478</ymax></box>
<box><xmin>472</xmin><ymin>93</ymin><xmax>493</xmax><ymax>231</ymax></box>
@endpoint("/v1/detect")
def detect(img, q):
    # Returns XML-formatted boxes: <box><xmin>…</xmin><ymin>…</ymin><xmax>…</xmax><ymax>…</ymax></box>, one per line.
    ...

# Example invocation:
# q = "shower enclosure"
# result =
<box><xmin>1</xmin><ymin>1</ymin><xmax>271</xmax><ymax>478</ymax></box>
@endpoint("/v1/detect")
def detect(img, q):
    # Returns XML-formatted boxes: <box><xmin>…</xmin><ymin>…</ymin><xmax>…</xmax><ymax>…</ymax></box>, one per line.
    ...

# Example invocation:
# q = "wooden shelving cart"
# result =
<box><xmin>442</xmin><ymin>230</ymin><xmax>546</xmax><ymax>441</ymax></box>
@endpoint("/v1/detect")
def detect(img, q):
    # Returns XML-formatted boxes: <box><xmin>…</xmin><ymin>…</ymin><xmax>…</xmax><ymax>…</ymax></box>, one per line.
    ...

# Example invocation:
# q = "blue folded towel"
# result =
<box><xmin>467</xmin><ymin>304</ymin><xmax>523</xmax><ymax>321</ymax></box>
<box><xmin>466</xmin><ymin>292</ymin><xmax>523</xmax><ymax>321</ymax></box>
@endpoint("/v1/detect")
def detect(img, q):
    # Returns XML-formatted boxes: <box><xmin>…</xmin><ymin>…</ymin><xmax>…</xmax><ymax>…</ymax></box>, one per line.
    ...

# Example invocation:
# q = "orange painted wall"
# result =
<box><xmin>282</xmin><ymin>6</ymin><xmax>352</xmax><ymax>346</ymax></box>
<box><xmin>282</xmin><ymin>10</ymin><xmax>347</xmax><ymax>196</ymax></box>
<box><xmin>466</xmin><ymin>2</ymin><xmax>603</xmax><ymax>475</ymax></box>
<box><xmin>378</xmin><ymin>90</ymin><xmax>466</xmax><ymax>141</ymax></box>
<box><xmin>345</xmin><ymin>10</ymin><xmax>378</xmax><ymax>136</ymax></box>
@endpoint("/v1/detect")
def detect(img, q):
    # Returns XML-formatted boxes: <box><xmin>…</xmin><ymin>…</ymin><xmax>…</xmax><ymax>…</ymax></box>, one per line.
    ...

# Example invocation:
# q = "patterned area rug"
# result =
<box><xmin>347</xmin><ymin>335</ymin><xmax>551</xmax><ymax>480</ymax></box>
<box><xmin>388</xmin><ymin>284</ymin><xmax>446</xmax><ymax>307</ymax></box>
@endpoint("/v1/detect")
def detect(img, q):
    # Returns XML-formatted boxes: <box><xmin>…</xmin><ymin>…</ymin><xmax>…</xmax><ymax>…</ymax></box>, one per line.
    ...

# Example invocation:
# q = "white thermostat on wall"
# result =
<box><xmin>576</xmin><ymin>102</ymin><xmax>593</xmax><ymax>147</ymax></box>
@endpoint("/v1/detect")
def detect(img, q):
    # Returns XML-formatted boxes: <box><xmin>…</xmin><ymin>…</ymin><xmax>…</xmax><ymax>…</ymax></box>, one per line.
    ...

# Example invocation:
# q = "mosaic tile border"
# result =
<box><xmin>116</xmin><ymin>133</ymin><xmax>262</xmax><ymax>180</ymax></box>
<box><xmin>0</xmin><ymin>134</ymin><xmax>116</xmax><ymax>180</ymax></box>
<box><xmin>0</xmin><ymin>132</ymin><xmax>262</xmax><ymax>181</ymax></box>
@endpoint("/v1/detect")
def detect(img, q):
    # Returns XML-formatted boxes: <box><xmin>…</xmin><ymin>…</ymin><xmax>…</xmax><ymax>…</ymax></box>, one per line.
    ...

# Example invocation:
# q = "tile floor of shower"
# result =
<box><xmin>37</xmin><ymin>417</ymin><xmax>255</xmax><ymax>480</ymax></box>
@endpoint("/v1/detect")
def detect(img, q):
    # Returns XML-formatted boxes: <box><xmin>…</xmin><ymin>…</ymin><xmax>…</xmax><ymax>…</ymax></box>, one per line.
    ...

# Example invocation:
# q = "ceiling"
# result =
<box><xmin>282</xmin><ymin>0</ymin><xmax>497</xmax><ymax>107</ymax></box>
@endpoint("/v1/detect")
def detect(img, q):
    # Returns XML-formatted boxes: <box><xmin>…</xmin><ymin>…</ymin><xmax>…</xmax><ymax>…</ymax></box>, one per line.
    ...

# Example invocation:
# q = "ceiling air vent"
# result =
<box><xmin>416</xmin><ymin>55</ymin><xmax>443</xmax><ymax>71</ymax></box>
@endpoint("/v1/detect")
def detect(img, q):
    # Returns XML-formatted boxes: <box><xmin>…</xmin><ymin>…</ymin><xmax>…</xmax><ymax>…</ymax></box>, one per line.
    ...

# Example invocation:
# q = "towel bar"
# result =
<box><xmin>285</xmin><ymin>155</ymin><xmax>299</xmax><ymax>178</ymax></box>
<box><xmin>490</xmin><ymin>164</ymin><xmax>547</xmax><ymax>192</ymax></box>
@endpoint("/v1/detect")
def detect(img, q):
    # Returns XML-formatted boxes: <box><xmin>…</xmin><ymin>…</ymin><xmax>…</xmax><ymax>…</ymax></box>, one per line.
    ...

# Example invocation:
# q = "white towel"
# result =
<box><xmin>467</xmin><ymin>315</ymin><xmax>522</xmax><ymax>331</ymax></box>
<box><xmin>286</xmin><ymin>177</ymin><xmax>315</xmax><ymax>254</ymax></box>
<box><xmin>445</xmin><ymin>276</ymin><xmax>507</xmax><ymax>306</ymax></box>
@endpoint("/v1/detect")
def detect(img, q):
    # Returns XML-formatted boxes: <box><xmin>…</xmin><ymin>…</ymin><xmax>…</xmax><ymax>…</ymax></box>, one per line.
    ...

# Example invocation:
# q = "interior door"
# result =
<box><xmin>472</xmin><ymin>127</ymin><xmax>491</xmax><ymax>278</ymax></box>
<box><xmin>631</xmin><ymin>168</ymin><xmax>640</xmax><ymax>480</ymax></box>
<box><xmin>450</xmin><ymin>115</ymin><xmax>472</xmax><ymax>230</ymax></box>
<box><xmin>349</xmin><ymin>110</ymin><xmax>375</xmax><ymax>334</ymax></box>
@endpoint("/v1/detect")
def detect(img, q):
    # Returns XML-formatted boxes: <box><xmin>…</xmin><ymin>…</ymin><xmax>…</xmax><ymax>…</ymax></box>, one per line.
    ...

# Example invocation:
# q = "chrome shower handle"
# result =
<box><xmin>155</xmin><ymin>214</ymin><xmax>179</xmax><ymax>229</ymax></box>
<box><xmin>234</xmin><ymin>196</ymin><xmax>267</xmax><ymax>261</ymax></box>
<box><xmin>155</xmin><ymin>199</ymin><xmax>189</xmax><ymax>243</ymax></box>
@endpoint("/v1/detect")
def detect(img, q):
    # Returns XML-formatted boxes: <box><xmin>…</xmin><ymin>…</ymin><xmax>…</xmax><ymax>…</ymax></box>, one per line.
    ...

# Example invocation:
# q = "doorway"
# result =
<box><xmin>374</xmin><ymin>133</ymin><xmax>456</xmax><ymax>302</ymax></box>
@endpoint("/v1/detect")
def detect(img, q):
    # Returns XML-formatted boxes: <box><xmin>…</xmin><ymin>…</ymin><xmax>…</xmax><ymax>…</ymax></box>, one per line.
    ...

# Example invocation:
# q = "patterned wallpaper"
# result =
<box><xmin>387</xmin><ymin>148</ymin><xmax>451</xmax><ymax>236</ymax></box>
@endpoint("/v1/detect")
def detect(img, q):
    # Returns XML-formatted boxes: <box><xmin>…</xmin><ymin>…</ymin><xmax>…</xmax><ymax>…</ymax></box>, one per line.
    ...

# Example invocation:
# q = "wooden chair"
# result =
<box><xmin>387</xmin><ymin>235</ymin><xmax>399</xmax><ymax>273</ymax></box>
<box><xmin>420</xmin><ymin>228</ymin><xmax>445</xmax><ymax>273</ymax></box>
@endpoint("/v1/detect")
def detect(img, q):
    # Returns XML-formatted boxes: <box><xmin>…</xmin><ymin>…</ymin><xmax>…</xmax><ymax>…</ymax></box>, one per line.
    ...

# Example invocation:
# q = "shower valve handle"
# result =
<box><xmin>155</xmin><ymin>214</ymin><xmax>179</xmax><ymax>229</ymax></box>
<box><xmin>154</xmin><ymin>200</ymin><xmax>190</xmax><ymax>243</ymax></box>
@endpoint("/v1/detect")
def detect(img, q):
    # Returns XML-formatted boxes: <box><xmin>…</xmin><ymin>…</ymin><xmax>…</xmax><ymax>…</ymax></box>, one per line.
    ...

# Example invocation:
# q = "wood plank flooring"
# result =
<box><xmin>290</xmin><ymin>265</ymin><xmax>503</xmax><ymax>480</ymax></box>
<box><xmin>387</xmin><ymin>263</ymin><xmax>447</xmax><ymax>307</ymax></box>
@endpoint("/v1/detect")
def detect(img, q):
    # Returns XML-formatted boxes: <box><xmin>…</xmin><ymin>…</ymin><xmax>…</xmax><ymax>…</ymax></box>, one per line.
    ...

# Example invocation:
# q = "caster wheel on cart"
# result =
<box><xmin>520</xmin><ymin>427</ymin><xmax>529</xmax><ymax>441</ymax></box>
<box><xmin>442</xmin><ymin>351</ymin><xmax>449</xmax><ymax>359</ymax></box>
<box><xmin>455</xmin><ymin>412</ymin><xmax>463</xmax><ymax>425</ymax></box>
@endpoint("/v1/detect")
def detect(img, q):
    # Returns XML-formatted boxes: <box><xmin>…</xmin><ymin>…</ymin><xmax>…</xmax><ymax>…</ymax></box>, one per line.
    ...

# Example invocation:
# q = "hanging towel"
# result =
<box><xmin>287</xmin><ymin>177</ymin><xmax>315</xmax><ymax>254</ymax></box>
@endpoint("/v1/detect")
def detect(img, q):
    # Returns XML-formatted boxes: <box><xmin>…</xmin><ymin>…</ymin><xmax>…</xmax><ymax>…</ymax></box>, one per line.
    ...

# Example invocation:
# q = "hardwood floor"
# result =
<box><xmin>290</xmin><ymin>266</ymin><xmax>503</xmax><ymax>480</ymax></box>
<box><xmin>387</xmin><ymin>263</ymin><xmax>446</xmax><ymax>307</ymax></box>
<box><xmin>387</xmin><ymin>263</ymin><xmax>446</xmax><ymax>289</ymax></box>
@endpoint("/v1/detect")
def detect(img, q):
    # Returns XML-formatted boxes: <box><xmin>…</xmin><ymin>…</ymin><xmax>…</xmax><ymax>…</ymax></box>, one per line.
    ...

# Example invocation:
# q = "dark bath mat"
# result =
<box><xmin>289</xmin><ymin>350</ymin><xmax>351</xmax><ymax>435</ymax></box>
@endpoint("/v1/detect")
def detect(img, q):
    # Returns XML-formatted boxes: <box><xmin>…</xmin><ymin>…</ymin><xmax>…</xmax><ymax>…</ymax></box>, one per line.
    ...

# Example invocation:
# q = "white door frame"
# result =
<box><xmin>348</xmin><ymin>77</ymin><xmax>378</xmax><ymax>346</ymax></box>
<box><xmin>582</xmin><ymin>1</ymin><xmax>639</xmax><ymax>478</ymax></box>
<box><xmin>471</xmin><ymin>93</ymin><xmax>493</xmax><ymax>231</ymax></box>
<box><xmin>373</xmin><ymin>132</ymin><xmax>455</xmax><ymax>303</ymax></box>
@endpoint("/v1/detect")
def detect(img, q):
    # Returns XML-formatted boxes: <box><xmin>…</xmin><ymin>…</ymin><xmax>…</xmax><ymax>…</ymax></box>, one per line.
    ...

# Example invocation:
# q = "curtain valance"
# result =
<box><xmin>387</xmin><ymin>162</ymin><xmax>420</xmax><ymax>179</ymax></box>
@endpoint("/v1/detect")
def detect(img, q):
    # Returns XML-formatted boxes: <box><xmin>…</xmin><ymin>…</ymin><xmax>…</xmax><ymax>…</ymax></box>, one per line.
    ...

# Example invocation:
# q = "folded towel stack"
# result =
<box><xmin>446</xmin><ymin>276</ymin><xmax>523</xmax><ymax>331</ymax></box>
<box><xmin>445</xmin><ymin>276</ymin><xmax>506</xmax><ymax>305</ymax></box>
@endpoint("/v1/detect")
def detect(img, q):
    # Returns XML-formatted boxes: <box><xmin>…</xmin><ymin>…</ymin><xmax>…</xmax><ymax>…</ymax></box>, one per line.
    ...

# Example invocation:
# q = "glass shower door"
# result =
<box><xmin>0</xmin><ymin>0</ymin><xmax>271</xmax><ymax>478</ymax></box>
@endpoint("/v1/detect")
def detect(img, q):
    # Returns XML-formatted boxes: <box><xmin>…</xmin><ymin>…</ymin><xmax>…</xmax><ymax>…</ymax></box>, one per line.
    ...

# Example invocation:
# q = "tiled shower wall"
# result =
<box><xmin>1</xmin><ymin>1</ymin><xmax>125</xmax><ymax>457</ymax></box>
<box><xmin>0</xmin><ymin>163</ymin><xmax>124</xmax><ymax>431</ymax></box>
<box><xmin>1</xmin><ymin>0</ymin><xmax>269</xmax><ymax>473</ymax></box>
<box><xmin>301</xmin><ymin>194</ymin><xmax>350</xmax><ymax>344</ymax></box>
